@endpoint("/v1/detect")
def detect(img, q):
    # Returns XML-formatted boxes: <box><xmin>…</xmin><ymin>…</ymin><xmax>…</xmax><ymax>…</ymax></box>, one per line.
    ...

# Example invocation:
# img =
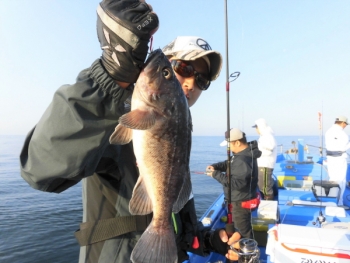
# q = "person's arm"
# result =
<box><xmin>211</xmin><ymin>160</ymin><xmax>227</xmax><ymax>172</ymax></box>
<box><xmin>346</xmin><ymin>141</ymin><xmax>350</xmax><ymax>151</ymax></box>
<box><xmin>20</xmin><ymin>74</ymin><xmax>132</xmax><ymax>193</ymax></box>
<box><xmin>258</xmin><ymin>135</ymin><xmax>276</xmax><ymax>156</ymax></box>
<box><xmin>211</xmin><ymin>170</ymin><xmax>228</xmax><ymax>185</ymax></box>
<box><xmin>207</xmin><ymin>158</ymin><xmax>251</xmax><ymax>198</ymax></box>
<box><xmin>206</xmin><ymin>160</ymin><xmax>228</xmax><ymax>184</ymax></box>
<box><xmin>340</xmin><ymin>130</ymin><xmax>350</xmax><ymax>151</ymax></box>
<box><xmin>20</xmin><ymin>0</ymin><xmax>159</xmax><ymax>193</ymax></box>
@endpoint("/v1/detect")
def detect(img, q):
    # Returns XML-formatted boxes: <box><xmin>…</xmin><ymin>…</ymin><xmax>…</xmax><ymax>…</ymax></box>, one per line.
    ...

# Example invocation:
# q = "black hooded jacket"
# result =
<box><xmin>211</xmin><ymin>140</ymin><xmax>262</xmax><ymax>202</ymax></box>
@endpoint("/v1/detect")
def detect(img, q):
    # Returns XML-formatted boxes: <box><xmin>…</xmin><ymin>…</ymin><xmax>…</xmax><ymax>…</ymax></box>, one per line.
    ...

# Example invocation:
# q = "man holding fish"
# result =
<box><xmin>20</xmin><ymin>0</ymin><xmax>241</xmax><ymax>262</ymax></box>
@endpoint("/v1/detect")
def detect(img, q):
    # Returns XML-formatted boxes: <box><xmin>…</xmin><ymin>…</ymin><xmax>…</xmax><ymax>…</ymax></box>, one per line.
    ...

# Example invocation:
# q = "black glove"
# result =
<box><xmin>204</xmin><ymin>229</ymin><xmax>229</xmax><ymax>255</ymax></box>
<box><xmin>97</xmin><ymin>0</ymin><xmax>159</xmax><ymax>83</ymax></box>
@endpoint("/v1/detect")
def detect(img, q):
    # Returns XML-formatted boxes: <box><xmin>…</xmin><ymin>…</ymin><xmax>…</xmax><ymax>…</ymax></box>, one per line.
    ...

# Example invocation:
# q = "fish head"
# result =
<box><xmin>133</xmin><ymin>49</ymin><xmax>187</xmax><ymax>111</ymax></box>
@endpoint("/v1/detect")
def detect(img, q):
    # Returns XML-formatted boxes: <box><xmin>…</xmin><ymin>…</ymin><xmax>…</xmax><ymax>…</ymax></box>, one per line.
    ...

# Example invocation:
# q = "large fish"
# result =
<box><xmin>109</xmin><ymin>49</ymin><xmax>192</xmax><ymax>263</ymax></box>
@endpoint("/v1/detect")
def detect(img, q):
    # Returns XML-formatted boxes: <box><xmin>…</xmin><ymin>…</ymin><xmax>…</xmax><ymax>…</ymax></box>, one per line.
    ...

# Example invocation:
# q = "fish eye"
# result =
<box><xmin>162</xmin><ymin>68</ymin><xmax>172</xmax><ymax>80</ymax></box>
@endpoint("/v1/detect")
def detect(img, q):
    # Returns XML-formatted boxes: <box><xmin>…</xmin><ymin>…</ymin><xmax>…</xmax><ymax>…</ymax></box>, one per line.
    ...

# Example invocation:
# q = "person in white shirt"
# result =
<box><xmin>253</xmin><ymin>118</ymin><xmax>277</xmax><ymax>200</ymax></box>
<box><xmin>325</xmin><ymin>115</ymin><xmax>350</xmax><ymax>206</ymax></box>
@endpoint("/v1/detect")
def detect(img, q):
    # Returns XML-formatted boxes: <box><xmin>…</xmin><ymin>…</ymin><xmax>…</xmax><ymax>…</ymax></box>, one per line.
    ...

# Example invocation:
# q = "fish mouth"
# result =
<box><xmin>139</xmin><ymin>49</ymin><xmax>174</xmax><ymax>102</ymax></box>
<box><xmin>145</xmin><ymin>49</ymin><xmax>165</xmax><ymax>68</ymax></box>
<box><xmin>143</xmin><ymin>49</ymin><xmax>171</xmax><ymax>79</ymax></box>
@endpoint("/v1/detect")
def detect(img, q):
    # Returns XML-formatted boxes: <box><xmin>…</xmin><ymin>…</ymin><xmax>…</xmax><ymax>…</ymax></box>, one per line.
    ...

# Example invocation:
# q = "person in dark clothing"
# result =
<box><xmin>19</xmin><ymin>1</ymin><xmax>242</xmax><ymax>262</ymax></box>
<box><xmin>206</xmin><ymin>128</ymin><xmax>262</xmax><ymax>239</ymax></box>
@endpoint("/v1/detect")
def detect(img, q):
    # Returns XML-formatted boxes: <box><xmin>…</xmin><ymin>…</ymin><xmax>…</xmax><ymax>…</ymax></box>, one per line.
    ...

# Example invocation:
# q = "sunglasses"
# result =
<box><xmin>170</xmin><ymin>60</ymin><xmax>211</xmax><ymax>90</ymax></box>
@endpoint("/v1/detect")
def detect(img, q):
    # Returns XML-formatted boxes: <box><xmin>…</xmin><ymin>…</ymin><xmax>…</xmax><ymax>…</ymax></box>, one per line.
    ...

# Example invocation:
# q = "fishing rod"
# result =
<box><xmin>224</xmin><ymin>0</ymin><xmax>241</xmax><ymax>236</ymax></box>
<box><xmin>223</xmin><ymin>4</ymin><xmax>260</xmax><ymax>263</ymax></box>
<box><xmin>224</xmin><ymin>0</ymin><xmax>233</xmax><ymax>235</ymax></box>
<box><xmin>316</xmin><ymin>109</ymin><xmax>326</xmax><ymax>226</ymax></box>
<box><xmin>190</xmin><ymin>171</ymin><xmax>207</xmax><ymax>175</ymax></box>
<box><xmin>318</xmin><ymin>111</ymin><xmax>322</xmax><ymax>156</ymax></box>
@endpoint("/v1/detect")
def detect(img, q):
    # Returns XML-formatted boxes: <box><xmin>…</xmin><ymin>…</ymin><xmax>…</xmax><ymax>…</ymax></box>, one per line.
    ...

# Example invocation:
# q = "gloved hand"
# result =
<box><xmin>97</xmin><ymin>0</ymin><xmax>159</xmax><ymax>83</ymax></box>
<box><xmin>204</xmin><ymin>229</ymin><xmax>230</xmax><ymax>255</ymax></box>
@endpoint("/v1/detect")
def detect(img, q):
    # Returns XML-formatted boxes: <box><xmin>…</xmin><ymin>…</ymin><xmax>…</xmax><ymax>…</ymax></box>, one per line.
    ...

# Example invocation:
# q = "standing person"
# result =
<box><xmin>325</xmin><ymin>116</ymin><xmax>350</xmax><ymax>206</ymax></box>
<box><xmin>252</xmin><ymin>118</ymin><xmax>277</xmax><ymax>200</ymax></box>
<box><xmin>206</xmin><ymin>128</ymin><xmax>262</xmax><ymax>239</ymax></box>
<box><xmin>19</xmin><ymin>1</ymin><xmax>242</xmax><ymax>262</ymax></box>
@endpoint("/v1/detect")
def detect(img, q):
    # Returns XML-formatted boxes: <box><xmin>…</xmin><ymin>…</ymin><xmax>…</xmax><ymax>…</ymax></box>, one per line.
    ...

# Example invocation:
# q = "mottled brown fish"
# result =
<box><xmin>109</xmin><ymin>49</ymin><xmax>192</xmax><ymax>263</ymax></box>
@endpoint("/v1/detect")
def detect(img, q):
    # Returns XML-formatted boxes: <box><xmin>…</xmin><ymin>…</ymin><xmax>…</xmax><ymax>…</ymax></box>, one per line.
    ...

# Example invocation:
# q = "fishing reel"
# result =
<box><xmin>312</xmin><ymin>211</ymin><xmax>326</xmax><ymax>227</ymax></box>
<box><xmin>230</xmin><ymin>238</ymin><xmax>260</xmax><ymax>263</ymax></box>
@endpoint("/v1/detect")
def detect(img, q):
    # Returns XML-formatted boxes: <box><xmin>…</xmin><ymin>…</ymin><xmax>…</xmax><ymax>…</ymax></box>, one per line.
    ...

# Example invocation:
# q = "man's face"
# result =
<box><xmin>230</xmin><ymin>140</ymin><xmax>239</xmax><ymax>153</ymax></box>
<box><xmin>170</xmin><ymin>57</ymin><xmax>210</xmax><ymax>107</ymax></box>
<box><xmin>341</xmin><ymin>122</ymin><xmax>348</xmax><ymax>129</ymax></box>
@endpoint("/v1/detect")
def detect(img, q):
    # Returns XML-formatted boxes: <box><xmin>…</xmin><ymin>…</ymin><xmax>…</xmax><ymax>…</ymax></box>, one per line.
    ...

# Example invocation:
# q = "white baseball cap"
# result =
<box><xmin>219</xmin><ymin>128</ymin><xmax>244</xmax><ymax>146</ymax></box>
<box><xmin>336</xmin><ymin>116</ymin><xmax>348</xmax><ymax>123</ymax></box>
<box><xmin>162</xmin><ymin>36</ymin><xmax>222</xmax><ymax>81</ymax></box>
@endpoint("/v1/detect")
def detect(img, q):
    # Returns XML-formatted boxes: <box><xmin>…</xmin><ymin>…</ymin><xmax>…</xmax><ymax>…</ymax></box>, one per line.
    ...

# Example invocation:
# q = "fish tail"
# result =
<box><xmin>131</xmin><ymin>223</ymin><xmax>177</xmax><ymax>263</ymax></box>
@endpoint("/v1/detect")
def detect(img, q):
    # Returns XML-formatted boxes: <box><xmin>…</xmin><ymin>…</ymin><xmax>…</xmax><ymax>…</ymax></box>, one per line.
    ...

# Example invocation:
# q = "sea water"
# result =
<box><xmin>0</xmin><ymin>135</ymin><xmax>322</xmax><ymax>263</ymax></box>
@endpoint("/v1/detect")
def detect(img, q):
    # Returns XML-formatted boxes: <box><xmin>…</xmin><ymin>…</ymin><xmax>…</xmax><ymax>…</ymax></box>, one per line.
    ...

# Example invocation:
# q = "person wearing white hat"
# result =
<box><xmin>252</xmin><ymin>118</ymin><xmax>277</xmax><ymax>200</ymax></box>
<box><xmin>163</xmin><ymin>36</ymin><xmax>222</xmax><ymax>107</ymax></box>
<box><xmin>325</xmin><ymin>116</ymin><xmax>350</xmax><ymax>206</ymax></box>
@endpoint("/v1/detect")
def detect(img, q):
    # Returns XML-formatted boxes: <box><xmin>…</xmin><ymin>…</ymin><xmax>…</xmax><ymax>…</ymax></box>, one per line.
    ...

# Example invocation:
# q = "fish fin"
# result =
<box><xmin>172</xmin><ymin>172</ymin><xmax>192</xmax><ymax>213</ymax></box>
<box><xmin>119</xmin><ymin>109</ymin><xmax>157</xmax><ymax>130</ymax></box>
<box><xmin>109</xmin><ymin>124</ymin><xmax>133</xmax><ymax>145</ymax></box>
<box><xmin>129</xmin><ymin>175</ymin><xmax>153</xmax><ymax>215</ymax></box>
<box><xmin>131</xmin><ymin>223</ymin><xmax>177</xmax><ymax>263</ymax></box>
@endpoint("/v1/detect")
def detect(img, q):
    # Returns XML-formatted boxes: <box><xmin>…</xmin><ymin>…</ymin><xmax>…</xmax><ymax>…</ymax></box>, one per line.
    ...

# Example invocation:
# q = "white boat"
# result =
<box><xmin>186</xmin><ymin>139</ymin><xmax>350</xmax><ymax>263</ymax></box>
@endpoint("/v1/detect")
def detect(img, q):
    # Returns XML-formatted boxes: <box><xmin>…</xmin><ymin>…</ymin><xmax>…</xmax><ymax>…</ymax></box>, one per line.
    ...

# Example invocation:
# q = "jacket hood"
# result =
<box><xmin>234</xmin><ymin>140</ymin><xmax>262</xmax><ymax>159</ymax></box>
<box><xmin>255</xmin><ymin>118</ymin><xmax>274</xmax><ymax>136</ymax></box>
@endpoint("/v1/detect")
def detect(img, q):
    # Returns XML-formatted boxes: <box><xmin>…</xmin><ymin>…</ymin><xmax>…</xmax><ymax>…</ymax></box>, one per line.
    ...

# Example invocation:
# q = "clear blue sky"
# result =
<box><xmin>1</xmin><ymin>0</ymin><xmax>350</xmax><ymax>136</ymax></box>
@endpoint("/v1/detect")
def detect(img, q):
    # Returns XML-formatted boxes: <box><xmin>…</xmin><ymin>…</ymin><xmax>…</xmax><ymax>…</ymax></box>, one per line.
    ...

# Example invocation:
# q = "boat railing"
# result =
<box><xmin>278</xmin><ymin>141</ymin><xmax>326</xmax><ymax>161</ymax></box>
<box><xmin>277</xmin><ymin>144</ymin><xmax>283</xmax><ymax>154</ymax></box>
<box><xmin>305</xmin><ymin>144</ymin><xmax>325</xmax><ymax>156</ymax></box>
